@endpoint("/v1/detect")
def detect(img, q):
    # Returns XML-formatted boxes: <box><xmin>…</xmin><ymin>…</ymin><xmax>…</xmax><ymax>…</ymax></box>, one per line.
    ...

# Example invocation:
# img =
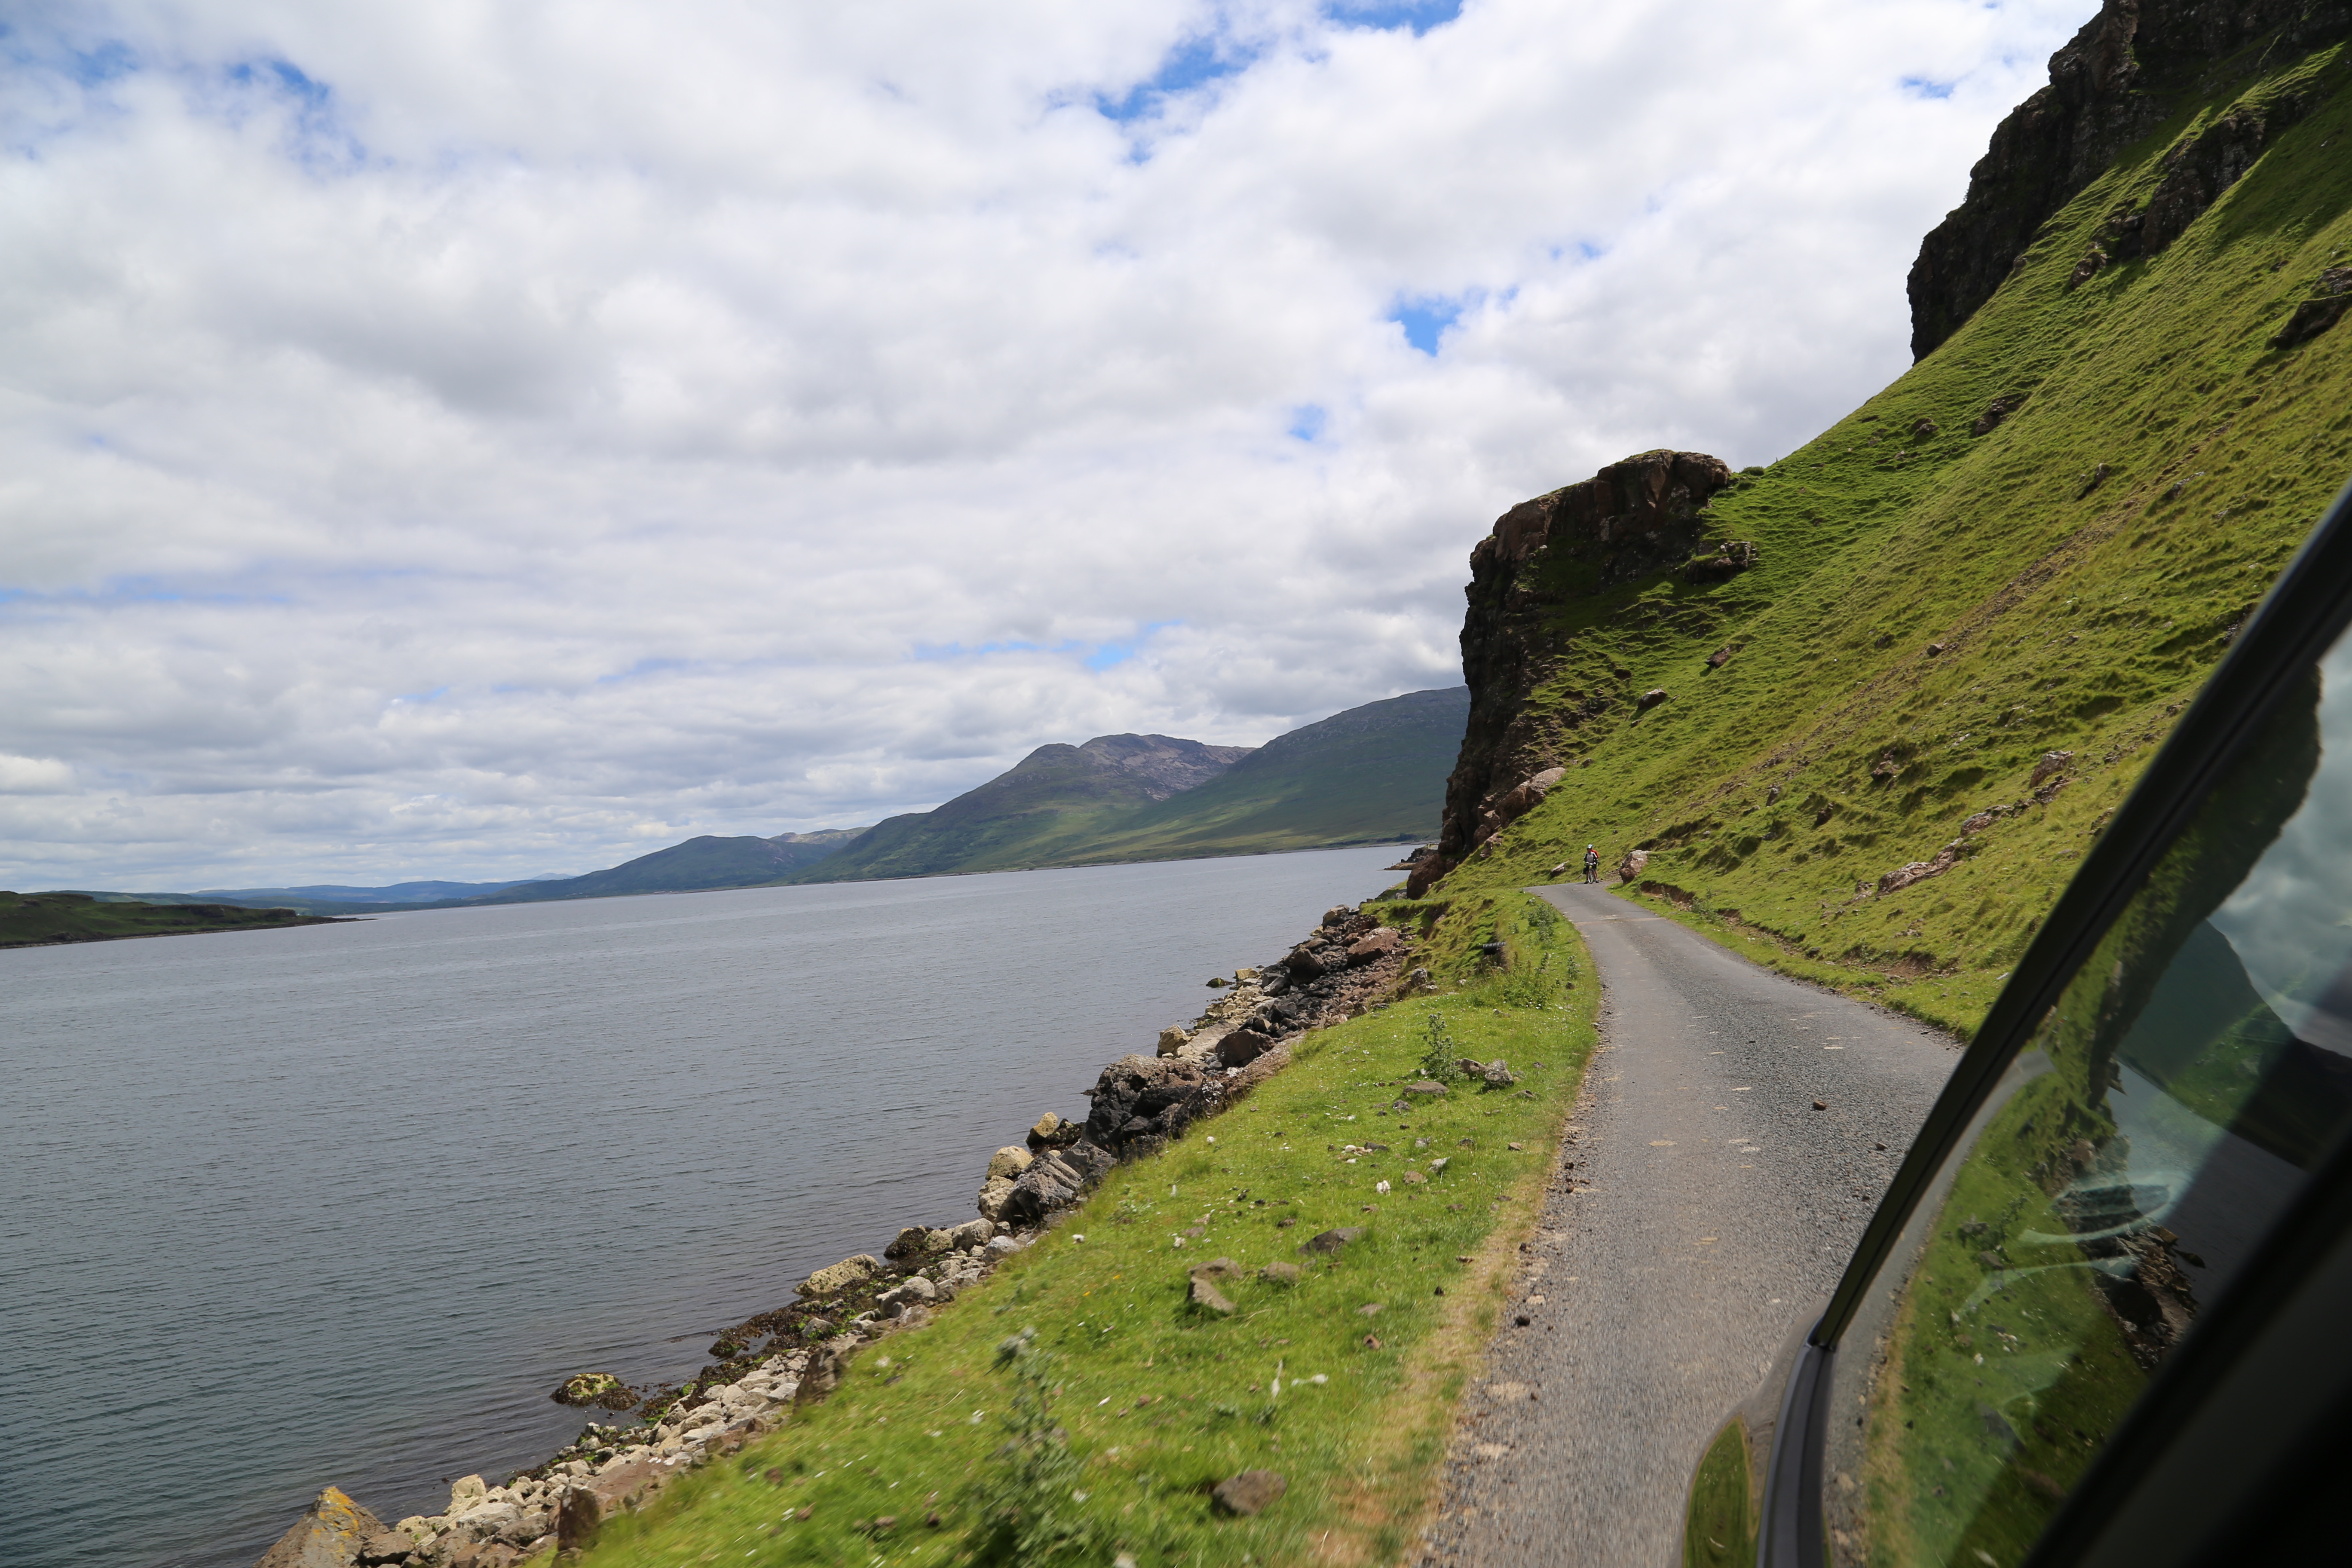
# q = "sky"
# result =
<box><xmin>0</xmin><ymin>0</ymin><xmax>2092</xmax><ymax>891</ymax></box>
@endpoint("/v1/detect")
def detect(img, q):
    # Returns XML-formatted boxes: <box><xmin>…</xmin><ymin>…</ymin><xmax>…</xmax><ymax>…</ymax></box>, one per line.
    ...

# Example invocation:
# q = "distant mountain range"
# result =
<box><xmin>69</xmin><ymin>688</ymin><xmax>1465</xmax><ymax>915</ymax></box>
<box><xmin>796</xmin><ymin>688</ymin><xmax>1466</xmax><ymax>882</ymax></box>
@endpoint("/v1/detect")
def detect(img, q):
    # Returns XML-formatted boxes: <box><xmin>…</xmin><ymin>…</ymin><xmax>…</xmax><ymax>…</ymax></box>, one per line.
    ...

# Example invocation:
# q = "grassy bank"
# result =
<box><xmin>0</xmin><ymin>889</ymin><xmax>337</xmax><ymax>949</ymax></box>
<box><xmin>573</xmin><ymin>891</ymin><xmax>1595</xmax><ymax>1567</ymax></box>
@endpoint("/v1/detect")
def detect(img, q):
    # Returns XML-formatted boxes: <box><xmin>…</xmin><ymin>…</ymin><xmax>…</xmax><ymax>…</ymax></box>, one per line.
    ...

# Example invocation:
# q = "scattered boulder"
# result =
<box><xmin>799</xmin><ymin>1254</ymin><xmax>884</xmax><ymax>1298</ymax></box>
<box><xmin>1637</xmin><ymin>688</ymin><xmax>1669</xmax><ymax>710</ymax></box>
<box><xmin>1002</xmin><ymin>1141</ymin><xmax>1115</xmax><ymax>1223</ymax></box>
<box><xmin>445</xmin><ymin>1478</ymin><xmax>488</xmax><ymax>1516</ymax></box>
<box><xmin>1404</xmin><ymin>966</ymin><xmax>1435</xmax><ymax>993</ymax></box>
<box><xmin>1155</xmin><ymin>1026</ymin><xmax>1191</xmax><ymax>1057</ymax></box>
<box><xmin>1211</xmin><ymin>1470</ymin><xmax>1287</xmax><ymax>1517</ymax></box>
<box><xmin>948</xmin><ymin>1217</ymin><xmax>996</xmax><ymax>1250</ymax></box>
<box><xmin>1706</xmin><ymin>646</ymin><xmax>1733</xmax><ymax>668</ymax></box>
<box><xmin>1879</xmin><ymin>841</ymin><xmax>1965</xmax><ymax>895</ymax></box>
<box><xmin>1259</xmin><ymin>1261</ymin><xmax>1302</xmax><ymax>1286</ymax></box>
<box><xmin>1216</xmin><ymin>1028</ymin><xmax>1274</xmax><ymax>1068</ymax></box>
<box><xmin>1301</xmin><ymin>1226</ymin><xmax>1365</xmax><ymax>1256</ymax></box>
<box><xmin>986</xmin><ymin>1145</ymin><xmax>1034</xmax><ymax>1180</ymax></box>
<box><xmin>257</xmin><ymin>1486</ymin><xmax>386</xmax><ymax>1568</ymax></box>
<box><xmin>2031</xmin><ymin>750</ymin><xmax>2073</xmax><ymax>787</ymax></box>
<box><xmin>883</xmin><ymin>1226</ymin><xmax>943</xmax><ymax>1262</ymax></box>
<box><xmin>795</xmin><ymin>1341</ymin><xmax>854</xmax><ymax>1404</ymax></box>
<box><xmin>1188</xmin><ymin>1275</ymin><xmax>1237</xmax><ymax>1315</ymax></box>
<box><xmin>1972</xmin><ymin>393</ymin><xmax>2027</xmax><ymax>436</ymax></box>
<box><xmin>976</xmin><ymin>1176</ymin><xmax>1018</xmax><ymax>1222</ymax></box>
<box><xmin>1618</xmin><ymin>848</ymin><xmax>1650</xmax><ymax>882</ymax></box>
<box><xmin>555</xmin><ymin>1459</ymin><xmax>667</xmax><ymax>1551</ymax></box>
<box><xmin>356</xmin><ymin>1533</ymin><xmax>413</xmax><ymax>1565</ymax></box>
<box><xmin>1346</xmin><ymin>928</ymin><xmax>1405</xmax><ymax>963</ymax></box>
<box><xmin>1026</xmin><ymin>1111</ymin><xmax>1084</xmax><ymax>1149</ymax></box>
<box><xmin>2273</xmin><ymin>267</ymin><xmax>2352</xmax><ymax>348</ymax></box>
<box><xmin>1082</xmin><ymin>1054</ymin><xmax>1221</xmax><ymax>1155</ymax></box>
<box><xmin>550</xmin><ymin>1372</ymin><xmax>632</xmax><ymax>1409</ymax></box>
<box><xmin>1684</xmin><ymin>541</ymin><xmax>1759</xmax><ymax>583</ymax></box>
<box><xmin>1403</xmin><ymin>1080</ymin><xmax>1447</xmax><ymax>1097</ymax></box>
<box><xmin>1457</xmin><ymin>1058</ymin><xmax>1519</xmax><ymax>1088</ymax></box>
<box><xmin>1321</xmin><ymin>905</ymin><xmax>1354</xmax><ymax>928</ymax></box>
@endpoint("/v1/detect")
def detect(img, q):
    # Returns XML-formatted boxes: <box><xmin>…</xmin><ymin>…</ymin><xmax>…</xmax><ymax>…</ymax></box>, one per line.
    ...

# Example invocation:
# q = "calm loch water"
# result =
<box><xmin>0</xmin><ymin>847</ymin><xmax>1401</xmax><ymax>1568</ymax></box>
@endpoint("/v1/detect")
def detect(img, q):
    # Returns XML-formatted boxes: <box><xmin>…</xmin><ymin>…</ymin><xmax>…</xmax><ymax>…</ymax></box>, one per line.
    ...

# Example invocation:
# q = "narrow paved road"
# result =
<box><xmin>1418</xmin><ymin>883</ymin><xmax>1962</xmax><ymax>1567</ymax></box>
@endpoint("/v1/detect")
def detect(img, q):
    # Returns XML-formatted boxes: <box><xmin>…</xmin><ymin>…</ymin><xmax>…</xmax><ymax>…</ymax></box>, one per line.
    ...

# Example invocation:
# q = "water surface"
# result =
<box><xmin>0</xmin><ymin>847</ymin><xmax>1400</xmax><ymax>1567</ymax></box>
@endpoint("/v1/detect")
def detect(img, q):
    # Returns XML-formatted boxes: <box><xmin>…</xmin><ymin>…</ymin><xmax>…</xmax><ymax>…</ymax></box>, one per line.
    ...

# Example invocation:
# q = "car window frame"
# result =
<box><xmin>1761</xmin><ymin>472</ymin><xmax>2352</xmax><ymax>1566</ymax></box>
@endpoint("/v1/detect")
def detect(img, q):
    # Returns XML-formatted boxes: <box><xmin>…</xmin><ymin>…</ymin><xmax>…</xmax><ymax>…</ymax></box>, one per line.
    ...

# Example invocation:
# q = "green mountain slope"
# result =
<box><xmin>795</xmin><ymin>692</ymin><xmax>1465</xmax><ymax>882</ymax></box>
<box><xmin>1421</xmin><ymin>6</ymin><xmax>2352</xmax><ymax>1035</ymax></box>
<box><xmin>792</xmin><ymin>733</ymin><xmax>1256</xmax><ymax>882</ymax></box>
<box><xmin>1050</xmin><ymin>685</ymin><xmax>1466</xmax><ymax>864</ymax></box>
<box><xmin>477</xmin><ymin>830</ymin><xmax>866</xmax><ymax>904</ymax></box>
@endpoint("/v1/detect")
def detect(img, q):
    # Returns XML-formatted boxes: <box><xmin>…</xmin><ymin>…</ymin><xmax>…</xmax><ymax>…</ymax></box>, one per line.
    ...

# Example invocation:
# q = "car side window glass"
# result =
<box><xmin>1821</xmin><ymin>639</ymin><xmax>2352</xmax><ymax>1567</ymax></box>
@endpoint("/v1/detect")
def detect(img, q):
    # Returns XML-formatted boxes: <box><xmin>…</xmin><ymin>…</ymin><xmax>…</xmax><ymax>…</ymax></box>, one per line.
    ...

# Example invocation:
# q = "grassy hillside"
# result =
<box><xmin>800</xmin><ymin>695</ymin><xmax>1462</xmax><ymax>883</ymax></box>
<box><xmin>564</xmin><ymin>891</ymin><xmax>1591</xmax><ymax>1568</ymax></box>
<box><xmin>1432</xmin><ymin>36</ymin><xmax>2352</xmax><ymax>1036</ymax></box>
<box><xmin>480</xmin><ymin>832</ymin><xmax>861</xmax><ymax>904</ymax></box>
<box><xmin>1056</xmin><ymin>688</ymin><xmax>1465</xmax><ymax>865</ymax></box>
<box><xmin>0</xmin><ymin>890</ymin><xmax>335</xmax><ymax>948</ymax></box>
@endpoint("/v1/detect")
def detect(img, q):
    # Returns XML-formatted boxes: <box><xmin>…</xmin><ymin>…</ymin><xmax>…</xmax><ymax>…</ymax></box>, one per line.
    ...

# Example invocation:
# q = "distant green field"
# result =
<box><xmin>0</xmin><ymin>890</ymin><xmax>334</xmax><ymax>949</ymax></box>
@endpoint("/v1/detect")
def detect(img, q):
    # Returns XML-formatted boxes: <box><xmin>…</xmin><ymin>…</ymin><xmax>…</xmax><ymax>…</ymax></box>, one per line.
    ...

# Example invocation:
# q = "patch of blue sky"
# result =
<box><xmin>1901</xmin><ymin>75</ymin><xmax>1957</xmax><ymax>99</ymax></box>
<box><xmin>216</xmin><ymin>56</ymin><xmax>369</xmax><ymax>173</ymax></box>
<box><xmin>1390</xmin><ymin>294</ymin><xmax>1467</xmax><ymax>355</ymax></box>
<box><xmin>391</xmin><ymin>686</ymin><xmax>450</xmax><ymax>704</ymax></box>
<box><xmin>593</xmin><ymin>657</ymin><xmax>699</xmax><ymax>684</ymax></box>
<box><xmin>1094</xmin><ymin>33</ymin><xmax>1260</xmax><ymax>124</ymax></box>
<box><xmin>1085</xmin><ymin>621</ymin><xmax>1181</xmax><ymax>671</ymax></box>
<box><xmin>1321</xmin><ymin>1</ymin><xmax>1463</xmax><ymax>37</ymax></box>
<box><xmin>1287</xmin><ymin>404</ymin><xmax>1328</xmax><ymax>442</ymax></box>
<box><xmin>911</xmin><ymin>638</ymin><xmax>1059</xmax><ymax>662</ymax></box>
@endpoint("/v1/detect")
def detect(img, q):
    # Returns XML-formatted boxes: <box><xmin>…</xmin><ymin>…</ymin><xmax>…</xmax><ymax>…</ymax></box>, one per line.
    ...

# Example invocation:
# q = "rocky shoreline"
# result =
<box><xmin>256</xmin><ymin>897</ymin><xmax>1422</xmax><ymax>1568</ymax></box>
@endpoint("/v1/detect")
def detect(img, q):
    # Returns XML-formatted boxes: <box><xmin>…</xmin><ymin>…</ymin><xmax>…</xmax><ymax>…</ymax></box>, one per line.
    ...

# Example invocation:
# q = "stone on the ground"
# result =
<box><xmin>1215</xmin><ymin>1028</ymin><xmax>1272</xmax><ymax>1068</ymax></box>
<box><xmin>1188</xmin><ymin>1275</ymin><xmax>1237</xmax><ymax>1314</ymax></box>
<box><xmin>1083</xmin><ymin>1054</ymin><xmax>1221</xmax><ymax>1153</ymax></box>
<box><xmin>1259</xmin><ymin>1261</ymin><xmax>1302</xmax><ymax>1286</ymax></box>
<box><xmin>1404</xmin><ymin>1080</ymin><xmax>1447</xmax><ymax>1097</ymax></box>
<box><xmin>984</xmin><ymin>1234</ymin><xmax>1023</xmax><ymax>1256</ymax></box>
<box><xmin>356</xmin><ymin>1531</ymin><xmax>413</xmax><ymax>1565</ymax></box>
<box><xmin>794</xmin><ymin>1341</ymin><xmax>854</xmax><ymax>1403</ymax></box>
<box><xmin>1155</xmin><ymin>1026</ymin><xmax>1191</xmax><ymax>1057</ymax></box>
<box><xmin>883</xmin><ymin>1226</ymin><xmax>935</xmax><ymax>1262</ymax></box>
<box><xmin>1618</xmin><ymin>848</ymin><xmax>1650</xmax><ymax>882</ymax></box>
<box><xmin>986</xmin><ymin>1145</ymin><xmax>1034</xmax><ymax>1179</ymax></box>
<box><xmin>1346</xmin><ymin>928</ymin><xmax>1405</xmax><ymax>962</ymax></box>
<box><xmin>445</xmin><ymin>1478</ymin><xmax>488</xmax><ymax>1516</ymax></box>
<box><xmin>257</xmin><ymin>1486</ymin><xmax>386</xmax><ymax>1568</ymax></box>
<box><xmin>1211</xmin><ymin>1470</ymin><xmax>1287</xmax><ymax>1516</ymax></box>
<box><xmin>554</xmin><ymin>1458</ymin><xmax>667</xmax><ymax>1551</ymax></box>
<box><xmin>799</xmin><ymin>1254</ymin><xmax>884</xmax><ymax>1297</ymax></box>
<box><xmin>1300</xmin><ymin>1226</ymin><xmax>1365</xmax><ymax>1256</ymax></box>
<box><xmin>976</xmin><ymin>1176</ymin><xmax>1018</xmax><ymax>1222</ymax></box>
<box><xmin>1004</xmin><ymin>1141</ymin><xmax>1114</xmax><ymax>1222</ymax></box>
<box><xmin>1188</xmin><ymin>1256</ymin><xmax>1242</xmax><ymax>1282</ymax></box>
<box><xmin>949</xmin><ymin>1217</ymin><xmax>995</xmax><ymax>1249</ymax></box>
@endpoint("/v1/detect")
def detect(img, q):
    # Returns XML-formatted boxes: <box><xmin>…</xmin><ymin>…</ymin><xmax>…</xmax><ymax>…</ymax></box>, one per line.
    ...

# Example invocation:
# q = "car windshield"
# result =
<box><xmin>1821</xmin><ymin>631</ymin><xmax>2352</xmax><ymax>1566</ymax></box>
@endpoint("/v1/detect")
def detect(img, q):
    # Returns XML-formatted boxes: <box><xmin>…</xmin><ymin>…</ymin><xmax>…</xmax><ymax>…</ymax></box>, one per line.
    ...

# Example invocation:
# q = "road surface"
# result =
<box><xmin>1417</xmin><ymin>882</ymin><xmax>1963</xmax><ymax>1566</ymax></box>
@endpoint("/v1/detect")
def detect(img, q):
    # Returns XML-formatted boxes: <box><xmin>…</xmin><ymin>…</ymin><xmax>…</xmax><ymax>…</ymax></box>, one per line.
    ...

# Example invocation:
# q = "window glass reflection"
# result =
<box><xmin>1821</xmin><ymin>643</ymin><xmax>2352</xmax><ymax>1566</ymax></box>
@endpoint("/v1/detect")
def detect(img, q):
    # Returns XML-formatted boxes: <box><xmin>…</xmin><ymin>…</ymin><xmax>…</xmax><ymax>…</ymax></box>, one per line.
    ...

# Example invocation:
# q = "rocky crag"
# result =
<box><xmin>1410</xmin><ymin>449</ymin><xmax>1739</xmax><ymax>897</ymax></box>
<box><xmin>253</xmin><ymin>900</ymin><xmax>1419</xmax><ymax>1567</ymax></box>
<box><xmin>1415</xmin><ymin>0</ymin><xmax>2352</xmax><ymax>1033</ymax></box>
<box><xmin>1909</xmin><ymin>0</ymin><xmax>2352</xmax><ymax>358</ymax></box>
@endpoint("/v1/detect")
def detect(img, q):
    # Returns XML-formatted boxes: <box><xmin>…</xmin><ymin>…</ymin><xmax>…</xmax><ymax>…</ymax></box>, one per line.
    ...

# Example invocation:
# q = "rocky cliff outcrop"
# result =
<box><xmin>1412</xmin><ymin>450</ymin><xmax>1733</xmax><ymax>897</ymax></box>
<box><xmin>1908</xmin><ymin>0</ymin><xmax>2352</xmax><ymax>358</ymax></box>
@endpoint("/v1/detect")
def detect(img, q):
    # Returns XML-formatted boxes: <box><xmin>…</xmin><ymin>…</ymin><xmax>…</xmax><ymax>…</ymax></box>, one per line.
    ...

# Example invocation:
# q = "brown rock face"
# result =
<box><xmin>1908</xmin><ymin>0</ymin><xmax>2352</xmax><ymax>359</ymax></box>
<box><xmin>1418</xmin><ymin>450</ymin><xmax>1732</xmax><ymax>893</ymax></box>
<box><xmin>256</xmin><ymin>1488</ymin><xmax>386</xmax><ymax>1568</ymax></box>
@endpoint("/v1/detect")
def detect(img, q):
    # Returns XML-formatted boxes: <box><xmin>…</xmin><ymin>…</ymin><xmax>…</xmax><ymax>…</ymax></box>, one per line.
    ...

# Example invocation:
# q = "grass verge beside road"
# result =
<box><xmin>576</xmin><ymin>890</ymin><xmax>1598</xmax><ymax>1567</ymax></box>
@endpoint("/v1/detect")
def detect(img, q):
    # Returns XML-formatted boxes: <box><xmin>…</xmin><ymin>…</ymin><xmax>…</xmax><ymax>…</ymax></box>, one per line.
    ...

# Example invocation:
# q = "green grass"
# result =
<box><xmin>573</xmin><ymin>893</ymin><xmax>1595</xmax><ymax>1567</ymax></box>
<box><xmin>0</xmin><ymin>889</ymin><xmax>331</xmax><ymax>948</ymax></box>
<box><xmin>1436</xmin><ymin>39</ymin><xmax>2352</xmax><ymax>1037</ymax></box>
<box><xmin>1682</xmin><ymin>1419</ymin><xmax>1756</xmax><ymax>1568</ymax></box>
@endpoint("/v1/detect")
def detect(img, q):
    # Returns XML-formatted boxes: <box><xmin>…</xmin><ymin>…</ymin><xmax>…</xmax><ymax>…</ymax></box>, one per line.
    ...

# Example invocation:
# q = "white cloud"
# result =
<box><xmin>0</xmin><ymin>0</ymin><xmax>2090</xmax><ymax>889</ymax></box>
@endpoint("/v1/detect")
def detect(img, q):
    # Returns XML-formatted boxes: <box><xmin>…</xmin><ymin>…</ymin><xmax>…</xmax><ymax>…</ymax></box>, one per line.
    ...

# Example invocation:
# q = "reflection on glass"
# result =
<box><xmin>1822</xmin><ymin>646</ymin><xmax>2352</xmax><ymax>1566</ymax></box>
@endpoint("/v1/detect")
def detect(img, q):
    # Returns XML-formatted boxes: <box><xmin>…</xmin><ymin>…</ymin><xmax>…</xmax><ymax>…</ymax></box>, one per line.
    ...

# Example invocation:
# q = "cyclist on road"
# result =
<box><xmin>1583</xmin><ymin>844</ymin><xmax>1601</xmax><ymax>884</ymax></box>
